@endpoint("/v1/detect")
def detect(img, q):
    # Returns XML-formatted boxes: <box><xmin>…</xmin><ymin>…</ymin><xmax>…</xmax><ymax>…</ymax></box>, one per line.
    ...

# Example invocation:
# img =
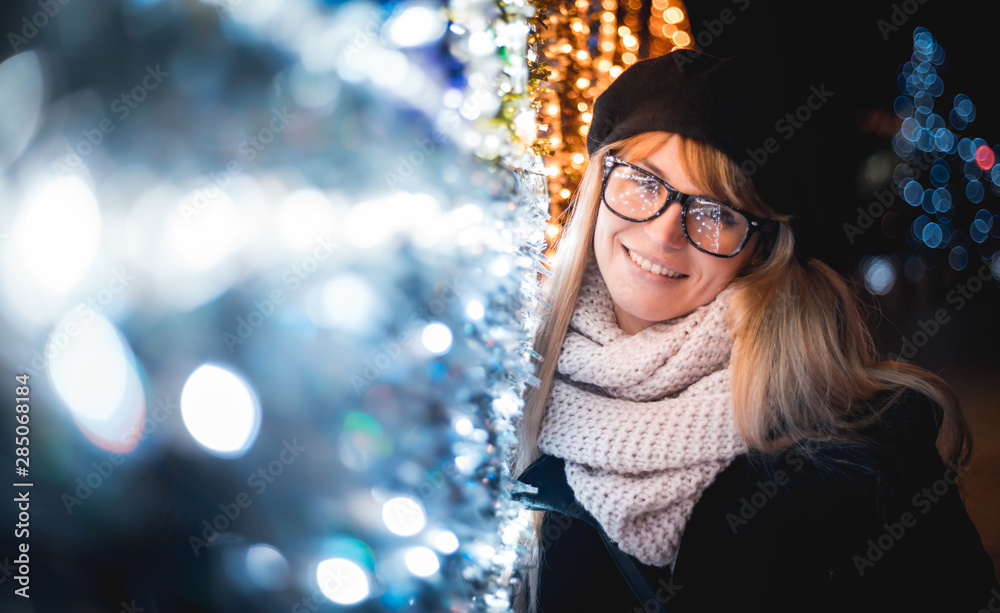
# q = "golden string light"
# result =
<box><xmin>529</xmin><ymin>0</ymin><xmax>692</xmax><ymax>258</ymax></box>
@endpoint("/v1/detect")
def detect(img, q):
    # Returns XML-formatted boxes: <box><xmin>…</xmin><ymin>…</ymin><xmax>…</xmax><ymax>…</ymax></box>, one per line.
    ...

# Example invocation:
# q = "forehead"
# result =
<box><xmin>628</xmin><ymin>139</ymin><xmax>709</xmax><ymax>198</ymax></box>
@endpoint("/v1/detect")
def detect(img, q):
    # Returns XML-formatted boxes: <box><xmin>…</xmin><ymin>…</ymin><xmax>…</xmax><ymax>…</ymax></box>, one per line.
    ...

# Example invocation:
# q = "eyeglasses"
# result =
<box><xmin>601</xmin><ymin>155</ymin><xmax>777</xmax><ymax>258</ymax></box>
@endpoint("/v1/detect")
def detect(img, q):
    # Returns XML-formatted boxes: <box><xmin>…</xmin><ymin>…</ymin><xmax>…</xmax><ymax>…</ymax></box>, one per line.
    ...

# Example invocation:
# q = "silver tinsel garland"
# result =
<box><xmin>0</xmin><ymin>0</ymin><xmax>548</xmax><ymax>610</ymax></box>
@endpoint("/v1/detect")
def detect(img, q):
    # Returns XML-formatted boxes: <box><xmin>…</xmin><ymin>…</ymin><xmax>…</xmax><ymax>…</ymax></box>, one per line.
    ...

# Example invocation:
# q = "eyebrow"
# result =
<box><xmin>637</xmin><ymin>158</ymin><xmax>670</xmax><ymax>182</ymax></box>
<box><xmin>632</xmin><ymin>157</ymin><xmax>729</xmax><ymax>206</ymax></box>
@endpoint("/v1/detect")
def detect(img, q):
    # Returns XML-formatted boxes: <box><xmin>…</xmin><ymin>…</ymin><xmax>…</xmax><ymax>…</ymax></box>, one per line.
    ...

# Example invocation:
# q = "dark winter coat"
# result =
<box><xmin>513</xmin><ymin>388</ymin><xmax>1000</xmax><ymax>613</ymax></box>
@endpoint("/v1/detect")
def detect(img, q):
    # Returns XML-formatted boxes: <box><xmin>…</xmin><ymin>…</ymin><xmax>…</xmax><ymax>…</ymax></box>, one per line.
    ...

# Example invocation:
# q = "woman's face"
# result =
<box><xmin>593</xmin><ymin>135</ymin><xmax>759</xmax><ymax>335</ymax></box>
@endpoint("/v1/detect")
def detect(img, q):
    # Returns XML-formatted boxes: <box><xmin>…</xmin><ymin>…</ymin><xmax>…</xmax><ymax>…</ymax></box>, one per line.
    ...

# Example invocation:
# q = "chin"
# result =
<box><xmin>611</xmin><ymin>292</ymin><xmax>676</xmax><ymax>323</ymax></box>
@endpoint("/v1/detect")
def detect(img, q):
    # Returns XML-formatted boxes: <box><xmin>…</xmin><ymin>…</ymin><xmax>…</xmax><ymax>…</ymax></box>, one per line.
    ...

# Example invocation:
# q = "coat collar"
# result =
<box><xmin>512</xmin><ymin>454</ymin><xmax>603</xmax><ymax>530</ymax></box>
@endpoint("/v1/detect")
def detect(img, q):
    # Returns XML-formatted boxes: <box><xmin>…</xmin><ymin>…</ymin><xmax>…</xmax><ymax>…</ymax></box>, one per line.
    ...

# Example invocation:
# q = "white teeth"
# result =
<box><xmin>628</xmin><ymin>248</ymin><xmax>685</xmax><ymax>278</ymax></box>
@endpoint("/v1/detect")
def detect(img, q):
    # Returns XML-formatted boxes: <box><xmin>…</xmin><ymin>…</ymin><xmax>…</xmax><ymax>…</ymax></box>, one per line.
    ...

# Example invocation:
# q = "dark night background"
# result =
<box><xmin>0</xmin><ymin>0</ymin><xmax>996</xmax><ymax>609</ymax></box>
<box><xmin>685</xmin><ymin>0</ymin><xmax>1000</xmax><ymax>581</ymax></box>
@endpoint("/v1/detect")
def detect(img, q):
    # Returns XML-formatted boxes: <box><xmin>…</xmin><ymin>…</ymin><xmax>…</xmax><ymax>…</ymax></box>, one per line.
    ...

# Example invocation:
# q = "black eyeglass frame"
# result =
<box><xmin>600</xmin><ymin>155</ymin><xmax>778</xmax><ymax>258</ymax></box>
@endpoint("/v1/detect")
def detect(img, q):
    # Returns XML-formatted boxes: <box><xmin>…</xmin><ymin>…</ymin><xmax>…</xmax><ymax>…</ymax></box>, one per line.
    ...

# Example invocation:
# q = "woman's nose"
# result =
<box><xmin>645</xmin><ymin>200</ymin><xmax>688</xmax><ymax>250</ymax></box>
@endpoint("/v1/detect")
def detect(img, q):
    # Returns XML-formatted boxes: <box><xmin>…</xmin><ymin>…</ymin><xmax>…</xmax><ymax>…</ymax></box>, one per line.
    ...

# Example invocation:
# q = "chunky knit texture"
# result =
<box><xmin>537</xmin><ymin>257</ymin><xmax>748</xmax><ymax>568</ymax></box>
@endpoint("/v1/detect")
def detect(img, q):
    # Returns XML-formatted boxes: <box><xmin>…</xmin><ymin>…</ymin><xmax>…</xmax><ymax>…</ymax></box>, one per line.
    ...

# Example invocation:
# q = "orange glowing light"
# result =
<box><xmin>531</xmin><ymin>0</ymin><xmax>692</xmax><ymax>256</ymax></box>
<box><xmin>665</xmin><ymin>7</ymin><xmax>684</xmax><ymax>23</ymax></box>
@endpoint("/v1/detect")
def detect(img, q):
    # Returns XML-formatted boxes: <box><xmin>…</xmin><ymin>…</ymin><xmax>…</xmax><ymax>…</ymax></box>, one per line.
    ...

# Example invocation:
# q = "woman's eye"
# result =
<box><xmin>696</xmin><ymin>203</ymin><xmax>740</xmax><ymax>226</ymax></box>
<box><xmin>624</xmin><ymin>171</ymin><xmax>653</xmax><ymax>185</ymax></box>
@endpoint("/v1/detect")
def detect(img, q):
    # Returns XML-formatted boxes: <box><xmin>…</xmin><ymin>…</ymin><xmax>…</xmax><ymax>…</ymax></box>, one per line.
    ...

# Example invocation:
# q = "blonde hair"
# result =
<box><xmin>511</xmin><ymin>131</ymin><xmax>971</xmax><ymax>613</ymax></box>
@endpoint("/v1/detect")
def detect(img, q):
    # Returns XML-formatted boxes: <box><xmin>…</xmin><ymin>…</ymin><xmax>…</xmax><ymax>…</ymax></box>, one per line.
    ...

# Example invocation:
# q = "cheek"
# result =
<box><xmin>596</xmin><ymin>208</ymin><xmax>630</xmax><ymax>238</ymax></box>
<box><xmin>708</xmin><ymin>258</ymin><xmax>748</xmax><ymax>284</ymax></box>
<box><xmin>593</xmin><ymin>212</ymin><xmax>617</xmax><ymax>253</ymax></box>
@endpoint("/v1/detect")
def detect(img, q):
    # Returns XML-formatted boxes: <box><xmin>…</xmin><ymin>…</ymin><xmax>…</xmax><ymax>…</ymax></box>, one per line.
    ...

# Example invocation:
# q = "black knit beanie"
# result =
<box><xmin>586</xmin><ymin>48</ymin><xmax>814</xmax><ymax>262</ymax></box>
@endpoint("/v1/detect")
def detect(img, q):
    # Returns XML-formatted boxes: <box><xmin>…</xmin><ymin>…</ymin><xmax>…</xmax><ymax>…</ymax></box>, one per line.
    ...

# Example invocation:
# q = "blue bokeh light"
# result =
<box><xmin>958</xmin><ymin>138</ymin><xmax>975</xmax><ymax>161</ymax></box>
<box><xmin>921</xmin><ymin>190</ymin><xmax>936</xmax><ymax>214</ymax></box>
<box><xmin>903</xmin><ymin>181</ymin><xmax>923</xmax><ymax>205</ymax></box>
<box><xmin>954</xmin><ymin>94</ymin><xmax>976</xmax><ymax>122</ymax></box>
<box><xmin>949</xmin><ymin>246</ymin><xmax>969</xmax><ymax>271</ymax></box>
<box><xmin>933</xmin><ymin>128</ymin><xmax>955</xmax><ymax>153</ymax></box>
<box><xmin>894</xmin><ymin>96</ymin><xmax>914</xmax><ymax>118</ymax></box>
<box><xmin>930</xmin><ymin>159</ymin><xmax>950</xmax><ymax>186</ymax></box>
<box><xmin>932</xmin><ymin>188</ymin><xmax>952</xmax><ymax>212</ymax></box>
<box><xmin>966</xmin><ymin>179</ymin><xmax>985</xmax><ymax>203</ymax></box>
<box><xmin>950</xmin><ymin>108</ymin><xmax>968</xmax><ymax>130</ymax></box>
<box><xmin>922</xmin><ymin>222</ymin><xmax>943</xmax><ymax>248</ymax></box>
<box><xmin>913</xmin><ymin>215</ymin><xmax>931</xmax><ymax>241</ymax></box>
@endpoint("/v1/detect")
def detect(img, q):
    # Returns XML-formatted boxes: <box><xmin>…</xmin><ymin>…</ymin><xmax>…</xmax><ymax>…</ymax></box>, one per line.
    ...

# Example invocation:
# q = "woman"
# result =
<box><xmin>511</xmin><ymin>49</ymin><xmax>998</xmax><ymax>612</ymax></box>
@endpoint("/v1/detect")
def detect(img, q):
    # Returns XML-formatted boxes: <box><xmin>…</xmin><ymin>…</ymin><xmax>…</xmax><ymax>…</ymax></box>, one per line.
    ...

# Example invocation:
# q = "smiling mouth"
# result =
<box><xmin>624</xmin><ymin>245</ymin><xmax>688</xmax><ymax>278</ymax></box>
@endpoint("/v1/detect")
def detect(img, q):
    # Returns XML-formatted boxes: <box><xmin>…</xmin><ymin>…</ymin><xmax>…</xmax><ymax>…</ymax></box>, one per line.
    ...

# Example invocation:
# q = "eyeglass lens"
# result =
<box><xmin>604</xmin><ymin>165</ymin><xmax>749</xmax><ymax>256</ymax></box>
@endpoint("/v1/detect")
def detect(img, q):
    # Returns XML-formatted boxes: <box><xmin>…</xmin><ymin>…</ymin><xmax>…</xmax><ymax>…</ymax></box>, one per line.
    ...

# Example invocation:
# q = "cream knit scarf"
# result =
<box><xmin>537</xmin><ymin>257</ymin><xmax>748</xmax><ymax>568</ymax></box>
